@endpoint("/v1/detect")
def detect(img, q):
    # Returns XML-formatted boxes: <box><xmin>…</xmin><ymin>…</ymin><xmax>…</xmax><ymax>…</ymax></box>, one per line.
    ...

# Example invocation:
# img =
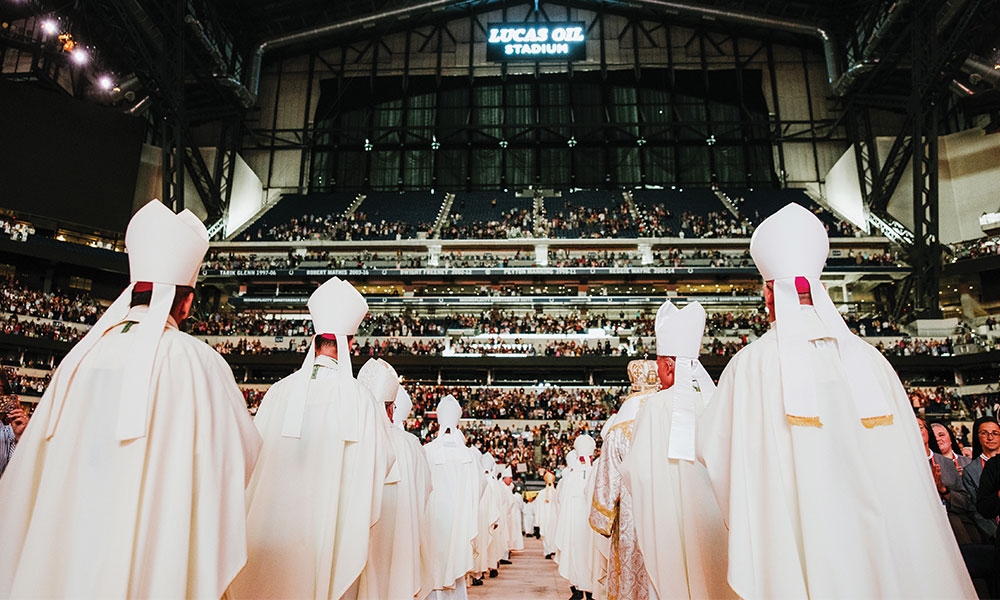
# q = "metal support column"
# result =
<box><xmin>909</xmin><ymin>10</ymin><xmax>942</xmax><ymax>318</ymax></box>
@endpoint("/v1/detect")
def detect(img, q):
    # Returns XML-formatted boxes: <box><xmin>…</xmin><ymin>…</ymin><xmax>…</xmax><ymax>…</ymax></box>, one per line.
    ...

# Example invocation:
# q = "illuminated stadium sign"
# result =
<box><xmin>486</xmin><ymin>23</ymin><xmax>587</xmax><ymax>62</ymax></box>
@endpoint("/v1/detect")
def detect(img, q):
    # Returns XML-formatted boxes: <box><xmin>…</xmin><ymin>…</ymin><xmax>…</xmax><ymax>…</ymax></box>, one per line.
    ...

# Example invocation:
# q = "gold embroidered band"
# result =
<box><xmin>860</xmin><ymin>414</ymin><xmax>894</xmax><ymax>428</ymax></box>
<box><xmin>786</xmin><ymin>414</ymin><xmax>824</xmax><ymax>428</ymax></box>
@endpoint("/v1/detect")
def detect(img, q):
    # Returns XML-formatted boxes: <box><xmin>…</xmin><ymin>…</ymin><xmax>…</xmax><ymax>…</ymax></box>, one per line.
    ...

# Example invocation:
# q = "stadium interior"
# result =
<box><xmin>3</xmin><ymin>0</ymin><xmax>1000</xmax><ymax>478</ymax></box>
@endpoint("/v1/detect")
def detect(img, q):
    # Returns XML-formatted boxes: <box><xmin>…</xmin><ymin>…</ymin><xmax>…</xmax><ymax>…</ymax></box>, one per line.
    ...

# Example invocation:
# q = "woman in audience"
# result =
<box><xmin>963</xmin><ymin>416</ymin><xmax>1000</xmax><ymax>542</ymax></box>
<box><xmin>919</xmin><ymin>417</ymin><xmax>975</xmax><ymax>543</ymax></box>
<box><xmin>934</xmin><ymin>422</ymin><xmax>973</xmax><ymax>476</ymax></box>
<box><xmin>0</xmin><ymin>370</ymin><xmax>30</xmax><ymax>478</ymax></box>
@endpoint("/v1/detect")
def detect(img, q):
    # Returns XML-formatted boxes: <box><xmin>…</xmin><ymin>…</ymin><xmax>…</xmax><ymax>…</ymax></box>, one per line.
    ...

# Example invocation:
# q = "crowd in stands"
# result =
<box><xmin>875</xmin><ymin>338</ymin><xmax>955</xmax><ymax>357</ymax></box>
<box><xmin>405</xmin><ymin>384</ymin><xmax>618</xmax><ymax>422</ymax></box>
<box><xmin>1</xmin><ymin>216</ymin><xmax>32</xmax><ymax>242</ymax></box>
<box><xmin>678</xmin><ymin>210</ymin><xmax>752</xmax><ymax>239</ymax></box>
<box><xmin>238</xmin><ymin>212</ymin><xmax>432</xmax><ymax>242</ymax></box>
<box><xmin>1</xmin><ymin>315</ymin><xmax>87</xmax><ymax>344</ymax></box>
<box><xmin>449</xmin><ymin>338</ymin><xmax>629</xmax><ymax>357</ymax></box>
<box><xmin>213</xmin><ymin>338</ymin><xmax>278</xmax><ymax>356</ymax></box>
<box><xmin>907</xmin><ymin>385</ymin><xmax>964</xmax><ymax>415</ymax></box>
<box><xmin>1</xmin><ymin>370</ymin><xmax>50</xmax><ymax>397</ymax></box>
<box><xmin>188</xmin><ymin>312</ymin><xmax>312</xmax><ymax>337</ymax></box>
<box><xmin>201</xmin><ymin>246</ymin><xmax>901</xmax><ymax>273</ymax></box>
<box><xmin>543</xmin><ymin>201</ymin><xmax>638</xmax><ymax>238</ymax></box>
<box><xmin>1</xmin><ymin>278</ymin><xmax>103</xmax><ymax>325</ymax></box>
<box><xmin>440</xmin><ymin>208</ymin><xmax>534</xmax><ymax>240</ymax></box>
<box><xmin>353</xmin><ymin>338</ymin><xmax>446</xmax><ymax>357</ymax></box>
<box><xmin>949</xmin><ymin>235</ymin><xmax>1000</xmax><ymax>262</ymax></box>
<box><xmin>203</xmin><ymin>251</ymin><xmax>301</xmax><ymax>271</ymax></box>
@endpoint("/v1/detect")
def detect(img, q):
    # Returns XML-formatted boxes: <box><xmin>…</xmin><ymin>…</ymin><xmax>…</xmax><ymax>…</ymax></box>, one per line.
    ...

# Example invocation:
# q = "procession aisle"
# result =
<box><xmin>468</xmin><ymin>535</ymin><xmax>572</xmax><ymax>600</ymax></box>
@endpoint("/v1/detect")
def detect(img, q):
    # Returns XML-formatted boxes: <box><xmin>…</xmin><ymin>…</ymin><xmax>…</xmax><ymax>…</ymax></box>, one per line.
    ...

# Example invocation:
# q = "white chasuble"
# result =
<box><xmin>535</xmin><ymin>484</ymin><xmax>559</xmax><ymax>556</ymax></box>
<box><xmin>555</xmin><ymin>461</ymin><xmax>595</xmax><ymax>591</ymax></box>
<box><xmin>359</xmin><ymin>422</ymin><xmax>433</xmax><ymax>600</ymax></box>
<box><xmin>585</xmin><ymin>458</ymin><xmax>610</xmax><ymax>600</ymax></box>
<box><xmin>473</xmin><ymin>460</ymin><xmax>501</xmax><ymax>574</ymax></box>
<box><xmin>590</xmin><ymin>419</ymin><xmax>653</xmax><ymax>600</ymax></box>
<box><xmin>505</xmin><ymin>484</ymin><xmax>525</xmax><ymax>552</ymax></box>
<box><xmin>486</xmin><ymin>478</ymin><xmax>510</xmax><ymax>565</ymax></box>
<box><xmin>424</xmin><ymin>432</ymin><xmax>480</xmax><ymax>591</ymax></box>
<box><xmin>621</xmin><ymin>387</ymin><xmax>735</xmax><ymax>600</ymax></box>
<box><xmin>698</xmin><ymin>315</ymin><xmax>977</xmax><ymax>600</ymax></box>
<box><xmin>0</xmin><ymin>322</ymin><xmax>261</xmax><ymax>599</ymax></box>
<box><xmin>230</xmin><ymin>356</ymin><xmax>397</xmax><ymax>600</ymax></box>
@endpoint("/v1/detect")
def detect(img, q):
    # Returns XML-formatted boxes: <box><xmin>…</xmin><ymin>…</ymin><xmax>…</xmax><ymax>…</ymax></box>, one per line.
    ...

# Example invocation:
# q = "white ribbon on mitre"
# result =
<box><xmin>574</xmin><ymin>433</ymin><xmax>596</xmax><ymax>467</ymax></box>
<box><xmin>281</xmin><ymin>276</ymin><xmax>368</xmax><ymax>438</ymax></box>
<box><xmin>750</xmin><ymin>202</ymin><xmax>893</xmax><ymax>429</ymax></box>
<box><xmin>656</xmin><ymin>300</ymin><xmax>712</xmax><ymax>461</ymax></box>
<box><xmin>357</xmin><ymin>358</ymin><xmax>400</xmax><ymax>405</ymax></box>
<box><xmin>44</xmin><ymin>199</ymin><xmax>208</xmax><ymax>442</ymax></box>
<box><xmin>393</xmin><ymin>386</ymin><xmax>412</xmax><ymax>430</ymax></box>
<box><xmin>436</xmin><ymin>394</ymin><xmax>462</xmax><ymax>436</ymax></box>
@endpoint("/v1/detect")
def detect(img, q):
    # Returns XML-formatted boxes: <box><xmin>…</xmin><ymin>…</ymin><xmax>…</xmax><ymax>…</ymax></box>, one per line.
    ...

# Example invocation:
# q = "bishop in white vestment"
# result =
<box><xmin>230</xmin><ymin>278</ymin><xmax>397</xmax><ymax>600</ymax></box>
<box><xmin>501</xmin><ymin>465</ymin><xmax>525</xmax><ymax>553</ymax></box>
<box><xmin>698</xmin><ymin>203</ymin><xmax>977</xmax><ymax>599</ymax></box>
<box><xmin>536</xmin><ymin>470</ymin><xmax>559</xmax><ymax>559</ymax></box>
<box><xmin>0</xmin><ymin>200</ymin><xmax>262</xmax><ymax>599</ymax></box>
<box><xmin>556</xmin><ymin>435</ymin><xmax>597</xmax><ymax>599</ymax></box>
<box><xmin>356</xmin><ymin>361</ymin><xmax>434</xmax><ymax>600</ymax></box>
<box><xmin>424</xmin><ymin>395</ymin><xmax>480</xmax><ymax>599</ymax></box>
<box><xmin>620</xmin><ymin>301</ymin><xmax>735</xmax><ymax>600</ymax></box>
<box><xmin>473</xmin><ymin>452</ymin><xmax>502</xmax><ymax>583</ymax></box>
<box><xmin>589</xmin><ymin>360</ymin><xmax>660</xmax><ymax>600</ymax></box>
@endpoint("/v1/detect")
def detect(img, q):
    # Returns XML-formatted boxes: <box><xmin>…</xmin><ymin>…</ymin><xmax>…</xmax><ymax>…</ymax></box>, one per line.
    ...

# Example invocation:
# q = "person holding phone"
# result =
<box><xmin>0</xmin><ymin>370</ymin><xmax>28</xmax><ymax>479</ymax></box>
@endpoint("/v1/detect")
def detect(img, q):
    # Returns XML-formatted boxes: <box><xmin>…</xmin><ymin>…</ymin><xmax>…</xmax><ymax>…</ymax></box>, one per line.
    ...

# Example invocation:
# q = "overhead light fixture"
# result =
<box><xmin>97</xmin><ymin>75</ymin><xmax>114</xmax><ymax>91</ymax></box>
<box><xmin>364</xmin><ymin>138</ymin><xmax>373</xmax><ymax>152</ymax></box>
<box><xmin>71</xmin><ymin>48</ymin><xmax>89</xmax><ymax>65</ymax></box>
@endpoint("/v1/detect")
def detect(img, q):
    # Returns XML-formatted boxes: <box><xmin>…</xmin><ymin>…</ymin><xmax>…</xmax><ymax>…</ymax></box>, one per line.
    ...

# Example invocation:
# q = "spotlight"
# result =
<box><xmin>71</xmin><ymin>48</ymin><xmax>88</xmax><ymax>65</ymax></box>
<box><xmin>40</xmin><ymin>19</ymin><xmax>57</xmax><ymax>35</ymax></box>
<box><xmin>97</xmin><ymin>75</ymin><xmax>114</xmax><ymax>91</ymax></box>
<box><xmin>499</xmin><ymin>140</ymin><xmax>508</xmax><ymax>149</ymax></box>
<box><xmin>636</xmin><ymin>137</ymin><xmax>646</xmax><ymax>146</ymax></box>
<box><xmin>706</xmin><ymin>134</ymin><xmax>717</xmax><ymax>146</ymax></box>
<box><xmin>363</xmin><ymin>138</ymin><xmax>373</xmax><ymax>152</ymax></box>
<box><xmin>567</xmin><ymin>136</ymin><xmax>577</xmax><ymax>148</ymax></box>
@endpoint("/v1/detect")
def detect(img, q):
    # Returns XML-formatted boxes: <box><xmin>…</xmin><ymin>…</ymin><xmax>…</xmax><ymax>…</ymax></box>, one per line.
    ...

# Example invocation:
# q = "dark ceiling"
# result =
<box><xmin>216</xmin><ymin>0</ymin><xmax>870</xmax><ymax>38</ymax></box>
<box><xmin>21</xmin><ymin>0</ymin><xmax>873</xmax><ymax>63</ymax></box>
<box><xmin>214</xmin><ymin>0</ymin><xmax>872</xmax><ymax>51</ymax></box>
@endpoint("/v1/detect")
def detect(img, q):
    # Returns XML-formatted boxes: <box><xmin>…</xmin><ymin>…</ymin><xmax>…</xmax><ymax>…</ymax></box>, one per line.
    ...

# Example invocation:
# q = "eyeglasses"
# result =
<box><xmin>979</xmin><ymin>431</ymin><xmax>1000</xmax><ymax>439</ymax></box>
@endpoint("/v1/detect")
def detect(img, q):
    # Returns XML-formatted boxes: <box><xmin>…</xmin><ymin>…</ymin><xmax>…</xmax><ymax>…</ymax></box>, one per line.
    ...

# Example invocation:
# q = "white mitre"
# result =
<box><xmin>357</xmin><ymin>358</ymin><xmax>400</xmax><ymax>405</ymax></box>
<box><xmin>393</xmin><ymin>386</ymin><xmax>412</xmax><ymax>429</ymax></box>
<box><xmin>750</xmin><ymin>203</ymin><xmax>892</xmax><ymax>428</ymax></box>
<box><xmin>574</xmin><ymin>434</ymin><xmax>596</xmax><ymax>466</ymax></box>
<box><xmin>436</xmin><ymin>394</ymin><xmax>462</xmax><ymax>435</ymax></box>
<box><xmin>45</xmin><ymin>199</ymin><xmax>209</xmax><ymax>442</ymax></box>
<box><xmin>282</xmin><ymin>277</ymin><xmax>369</xmax><ymax>438</ymax></box>
<box><xmin>309</xmin><ymin>277</ymin><xmax>369</xmax><ymax>339</ymax></box>
<box><xmin>654</xmin><ymin>300</ymin><xmax>678</xmax><ymax>355</ymax></box>
<box><xmin>655</xmin><ymin>301</ymin><xmax>714</xmax><ymax>461</ymax></box>
<box><xmin>565</xmin><ymin>449</ymin><xmax>578</xmax><ymax>471</ymax></box>
<box><xmin>481</xmin><ymin>452</ymin><xmax>496</xmax><ymax>473</ymax></box>
<box><xmin>502</xmin><ymin>465</ymin><xmax>513</xmax><ymax>479</ymax></box>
